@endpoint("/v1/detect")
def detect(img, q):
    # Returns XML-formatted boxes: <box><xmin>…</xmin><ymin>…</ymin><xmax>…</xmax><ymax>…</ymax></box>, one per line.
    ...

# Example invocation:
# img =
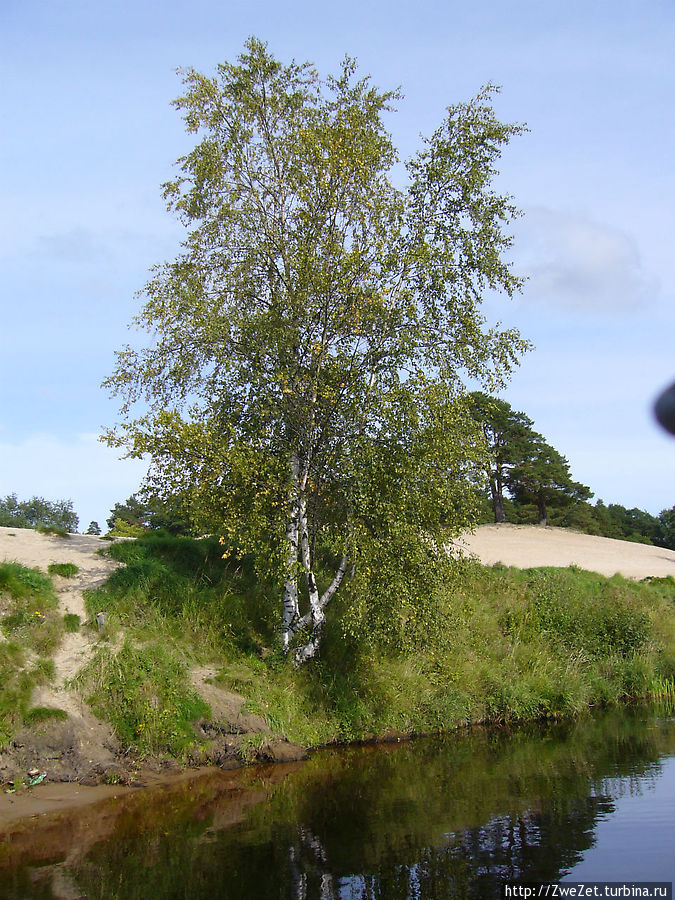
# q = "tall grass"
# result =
<box><xmin>89</xmin><ymin>533</ymin><xmax>276</xmax><ymax>656</ymax></box>
<box><xmin>0</xmin><ymin>561</ymin><xmax>61</xmax><ymax>654</ymax></box>
<box><xmin>74</xmin><ymin>641</ymin><xmax>210</xmax><ymax>756</ymax></box>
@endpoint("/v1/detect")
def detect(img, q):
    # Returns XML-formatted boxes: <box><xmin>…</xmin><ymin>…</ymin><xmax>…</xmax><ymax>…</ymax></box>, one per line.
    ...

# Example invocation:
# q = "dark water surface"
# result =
<box><xmin>1</xmin><ymin>704</ymin><xmax>673</xmax><ymax>898</ymax></box>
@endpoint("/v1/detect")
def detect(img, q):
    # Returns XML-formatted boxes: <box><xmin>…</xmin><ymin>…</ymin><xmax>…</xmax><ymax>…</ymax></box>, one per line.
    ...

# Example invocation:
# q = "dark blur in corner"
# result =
<box><xmin>654</xmin><ymin>382</ymin><xmax>675</xmax><ymax>436</ymax></box>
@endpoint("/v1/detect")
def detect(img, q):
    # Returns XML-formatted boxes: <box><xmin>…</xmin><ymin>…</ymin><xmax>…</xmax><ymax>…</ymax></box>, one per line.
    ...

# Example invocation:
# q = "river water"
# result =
<box><xmin>1</xmin><ymin>703</ymin><xmax>673</xmax><ymax>898</ymax></box>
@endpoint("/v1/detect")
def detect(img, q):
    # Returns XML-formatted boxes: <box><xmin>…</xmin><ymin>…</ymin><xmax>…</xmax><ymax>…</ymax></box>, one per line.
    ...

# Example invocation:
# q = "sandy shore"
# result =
<box><xmin>455</xmin><ymin>523</ymin><xmax>675</xmax><ymax>579</ymax></box>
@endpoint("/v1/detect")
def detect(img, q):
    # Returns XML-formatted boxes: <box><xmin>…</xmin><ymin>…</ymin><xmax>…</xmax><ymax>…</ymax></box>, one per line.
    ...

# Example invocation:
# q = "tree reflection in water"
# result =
<box><xmin>1</xmin><ymin>703</ymin><xmax>673</xmax><ymax>899</ymax></box>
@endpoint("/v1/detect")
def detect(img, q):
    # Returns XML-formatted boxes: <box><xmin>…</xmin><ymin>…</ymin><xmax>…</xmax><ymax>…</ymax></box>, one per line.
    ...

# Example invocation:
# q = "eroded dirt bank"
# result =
<box><xmin>0</xmin><ymin>526</ymin><xmax>306</xmax><ymax>808</ymax></box>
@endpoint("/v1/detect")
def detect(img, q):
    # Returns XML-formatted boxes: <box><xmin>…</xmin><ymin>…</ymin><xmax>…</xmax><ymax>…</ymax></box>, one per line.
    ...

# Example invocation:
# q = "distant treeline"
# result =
<box><xmin>0</xmin><ymin>493</ymin><xmax>79</xmax><ymax>533</ymax></box>
<box><xmin>3</xmin><ymin>390</ymin><xmax>673</xmax><ymax>553</ymax></box>
<box><xmin>466</xmin><ymin>392</ymin><xmax>675</xmax><ymax>550</ymax></box>
<box><xmin>477</xmin><ymin>494</ymin><xmax>675</xmax><ymax>550</ymax></box>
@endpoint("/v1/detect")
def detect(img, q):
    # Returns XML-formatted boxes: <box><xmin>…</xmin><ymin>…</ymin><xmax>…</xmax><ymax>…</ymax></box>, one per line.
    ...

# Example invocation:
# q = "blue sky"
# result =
<box><xmin>1</xmin><ymin>0</ymin><xmax>673</xmax><ymax>529</ymax></box>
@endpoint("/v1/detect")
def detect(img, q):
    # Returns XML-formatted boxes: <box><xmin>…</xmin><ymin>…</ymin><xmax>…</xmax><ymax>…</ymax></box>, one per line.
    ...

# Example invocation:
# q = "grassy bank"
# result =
<box><xmin>0</xmin><ymin>562</ymin><xmax>62</xmax><ymax>745</ymax></box>
<box><xmin>73</xmin><ymin>533</ymin><xmax>675</xmax><ymax>757</ymax></box>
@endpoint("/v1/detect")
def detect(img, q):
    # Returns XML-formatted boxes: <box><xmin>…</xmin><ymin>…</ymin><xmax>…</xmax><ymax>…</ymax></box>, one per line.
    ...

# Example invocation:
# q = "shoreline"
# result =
<box><xmin>0</xmin><ymin>760</ymin><xmax>307</xmax><ymax>872</ymax></box>
<box><xmin>0</xmin><ymin>702</ymin><xmax>655</xmax><ymax>831</ymax></box>
<box><xmin>0</xmin><ymin>762</ymin><xmax>282</xmax><ymax>830</ymax></box>
<box><xmin>0</xmin><ymin>727</ymin><xmax>420</xmax><ymax>830</ymax></box>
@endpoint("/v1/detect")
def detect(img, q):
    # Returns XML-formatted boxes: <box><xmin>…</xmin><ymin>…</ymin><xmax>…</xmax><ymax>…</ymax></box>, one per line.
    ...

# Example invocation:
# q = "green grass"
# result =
<box><xmin>48</xmin><ymin>562</ymin><xmax>79</xmax><ymax>578</ymax></box>
<box><xmin>74</xmin><ymin>640</ymin><xmax>210</xmax><ymax>756</ymax></box>
<box><xmin>0</xmin><ymin>560</ymin><xmax>55</xmax><ymax>602</ymax></box>
<box><xmin>63</xmin><ymin>613</ymin><xmax>81</xmax><ymax>632</ymax></box>
<box><xmin>77</xmin><ymin>534</ymin><xmax>675</xmax><ymax>759</ymax></box>
<box><xmin>23</xmin><ymin>706</ymin><xmax>68</xmax><ymax>726</ymax></box>
<box><xmin>0</xmin><ymin>646</ymin><xmax>56</xmax><ymax>747</ymax></box>
<box><xmin>0</xmin><ymin>561</ymin><xmax>61</xmax><ymax>654</ymax></box>
<box><xmin>0</xmin><ymin>562</ymin><xmax>63</xmax><ymax>745</ymax></box>
<box><xmin>89</xmin><ymin>532</ymin><xmax>272</xmax><ymax>656</ymax></box>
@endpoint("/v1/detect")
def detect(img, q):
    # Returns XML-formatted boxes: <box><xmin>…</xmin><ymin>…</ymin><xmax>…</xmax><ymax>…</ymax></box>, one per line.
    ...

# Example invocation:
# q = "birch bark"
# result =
<box><xmin>294</xmin><ymin>550</ymin><xmax>350</xmax><ymax>664</ymax></box>
<box><xmin>282</xmin><ymin>454</ymin><xmax>302</xmax><ymax>652</ymax></box>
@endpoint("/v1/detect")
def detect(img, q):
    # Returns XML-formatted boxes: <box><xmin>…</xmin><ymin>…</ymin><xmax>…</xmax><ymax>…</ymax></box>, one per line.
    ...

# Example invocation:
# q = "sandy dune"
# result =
<box><xmin>455</xmin><ymin>523</ymin><xmax>675</xmax><ymax>579</ymax></box>
<box><xmin>3</xmin><ymin>522</ymin><xmax>675</xmax><ymax>590</ymax></box>
<box><xmin>0</xmin><ymin>526</ymin><xmax>114</xmax><ymax>579</ymax></box>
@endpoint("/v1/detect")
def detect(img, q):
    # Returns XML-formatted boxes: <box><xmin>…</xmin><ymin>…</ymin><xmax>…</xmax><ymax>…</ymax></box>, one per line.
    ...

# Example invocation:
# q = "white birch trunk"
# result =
<box><xmin>294</xmin><ymin>550</ymin><xmax>350</xmax><ymax>664</ymax></box>
<box><xmin>299</xmin><ymin>496</ymin><xmax>320</xmax><ymax>610</ymax></box>
<box><xmin>281</xmin><ymin>453</ymin><xmax>302</xmax><ymax>652</ymax></box>
<box><xmin>282</xmin><ymin>447</ymin><xmax>349</xmax><ymax>663</ymax></box>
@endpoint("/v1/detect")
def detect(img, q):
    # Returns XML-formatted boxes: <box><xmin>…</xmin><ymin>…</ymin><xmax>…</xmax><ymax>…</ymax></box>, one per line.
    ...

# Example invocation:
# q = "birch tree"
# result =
<box><xmin>104</xmin><ymin>38</ymin><xmax>529</xmax><ymax>661</ymax></box>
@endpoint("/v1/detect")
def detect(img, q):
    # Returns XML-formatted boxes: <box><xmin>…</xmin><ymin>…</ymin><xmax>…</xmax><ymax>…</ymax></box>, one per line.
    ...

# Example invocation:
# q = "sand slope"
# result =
<box><xmin>455</xmin><ymin>523</ymin><xmax>675</xmax><ymax>579</ymax></box>
<box><xmin>3</xmin><ymin>522</ymin><xmax>674</xmax><ymax>595</ymax></box>
<box><xmin>0</xmin><ymin>526</ymin><xmax>116</xmax><ymax>583</ymax></box>
<box><xmin>0</xmin><ymin>526</ymin><xmax>305</xmax><ymax>789</ymax></box>
<box><xmin>0</xmin><ymin>526</ymin><xmax>120</xmax><ymax>693</ymax></box>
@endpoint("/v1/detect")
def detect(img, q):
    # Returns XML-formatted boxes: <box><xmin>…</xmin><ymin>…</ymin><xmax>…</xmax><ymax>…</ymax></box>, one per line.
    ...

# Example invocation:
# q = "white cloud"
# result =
<box><xmin>515</xmin><ymin>208</ymin><xmax>658</xmax><ymax>310</ymax></box>
<box><xmin>0</xmin><ymin>433</ymin><xmax>147</xmax><ymax>532</ymax></box>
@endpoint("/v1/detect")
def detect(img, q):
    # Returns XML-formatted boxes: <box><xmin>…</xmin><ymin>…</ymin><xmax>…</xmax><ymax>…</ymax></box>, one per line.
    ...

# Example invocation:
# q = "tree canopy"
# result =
<box><xmin>105</xmin><ymin>38</ymin><xmax>529</xmax><ymax>661</ymax></box>
<box><xmin>467</xmin><ymin>391</ymin><xmax>536</xmax><ymax>523</ymax></box>
<box><xmin>506</xmin><ymin>437</ymin><xmax>592</xmax><ymax>526</ymax></box>
<box><xmin>468</xmin><ymin>393</ymin><xmax>592</xmax><ymax>527</ymax></box>
<box><xmin>0</xmin><ymin>493</ymin><xmax>79</xmax><ymax>533</ymax></box>
<box><xmin>106</xmin><ymin>493</ymin><xmax>191</xmax><ymax>535</ymax></box>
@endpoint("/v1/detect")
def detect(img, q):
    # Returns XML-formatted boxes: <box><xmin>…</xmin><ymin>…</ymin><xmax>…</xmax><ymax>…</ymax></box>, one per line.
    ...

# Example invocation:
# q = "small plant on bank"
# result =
<box><xmin>238</xmin><ymin>733</ymin><xmax>270</xmax><ymax>763</ymax></box>
<box><xmin>63</xmin><ymin>613</ymin><xmax>81</xmax><ymax>632</ymax></box>
<box><xmin>23</xmin><ymin>706</ymin><xmax>68</xmax><ymax>726</ymax></box>
<box><xmin>48</xmin><ymin>562</ymin><xmax>79</xmax><ymax>578</ymax></box>
<box><xmin>35</xmin><ymin>524</ymin><xmax>70</xmax><ymax>538</ymax></box>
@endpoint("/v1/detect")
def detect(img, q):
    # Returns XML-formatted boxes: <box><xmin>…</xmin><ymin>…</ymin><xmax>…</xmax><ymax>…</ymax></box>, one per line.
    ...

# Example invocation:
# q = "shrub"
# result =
<box><xmin>35</xmin><ymin>524</ymin><xmax>70</xmax><ymax>538</ymax></box>
<box><xmin>48</xmin><ymin>563</ymin><xmax>79</xmax><ymax>578</ymax></box>
<box><xmin>106</xmin><ymin>518</ymin><xmax>147</xmax><ymax>538</ymax></box>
